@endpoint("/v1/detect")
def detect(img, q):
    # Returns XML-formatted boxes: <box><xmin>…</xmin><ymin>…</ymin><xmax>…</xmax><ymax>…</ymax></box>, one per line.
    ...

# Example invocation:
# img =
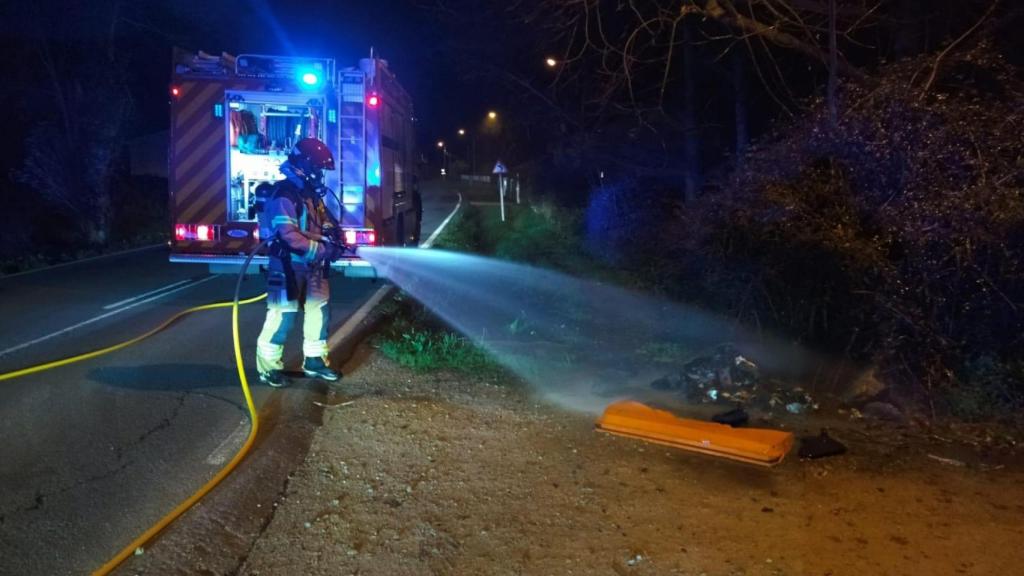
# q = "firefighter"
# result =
<box><xmin>256</xmin><ymin>138</ymin><xmax>347</xmax><ymax>388</ymax></box>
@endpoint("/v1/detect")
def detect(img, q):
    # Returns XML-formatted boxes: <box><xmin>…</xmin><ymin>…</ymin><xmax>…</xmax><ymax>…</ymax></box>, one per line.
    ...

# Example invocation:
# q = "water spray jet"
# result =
<box><xmin>359</xmin><ymin>246</ymin><xmax>814</xmax><ymax>420</ymax></box>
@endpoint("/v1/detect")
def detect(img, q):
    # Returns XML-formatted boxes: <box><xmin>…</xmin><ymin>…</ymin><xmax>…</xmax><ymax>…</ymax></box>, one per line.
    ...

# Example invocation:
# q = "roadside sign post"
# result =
<box><xmin>515</xmin><ymin>173</ymin><xmax>521</xmax><ymax>204</ymax></box>
<box><xmin>493</xmin><ymin>160</ymin><xmax>508</xmax><ymax>222</ymax></box>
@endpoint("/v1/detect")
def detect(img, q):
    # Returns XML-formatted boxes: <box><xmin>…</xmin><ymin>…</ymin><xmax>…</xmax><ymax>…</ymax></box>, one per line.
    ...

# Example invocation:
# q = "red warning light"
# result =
<box><xmin>171</xmin><ymin>86</ymin><xmax>181</xmax><ymax>98</ymax></box>
<box><xmin>367</xmin><ymin>93</ymin><xmax>380</xmax><ymax>108</ymax></box>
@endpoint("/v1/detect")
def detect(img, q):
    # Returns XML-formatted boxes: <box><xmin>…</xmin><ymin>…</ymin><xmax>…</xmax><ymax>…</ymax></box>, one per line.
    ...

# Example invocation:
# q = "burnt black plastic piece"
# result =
<box><xmin>798</xmin><ymin>429</ymin><xmax>847</xmax><ymax>459</ymax></box>
<box><xmin>711</xmin><ymin>406</ymin><xmax>749</xmax><ymax>427</ymax></box>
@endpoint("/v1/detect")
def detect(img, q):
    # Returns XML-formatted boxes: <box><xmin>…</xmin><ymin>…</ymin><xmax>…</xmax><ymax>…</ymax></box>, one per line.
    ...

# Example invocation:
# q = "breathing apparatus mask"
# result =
<box><xmin>287</xmin><ymin>137</ymin><xmax>336</xmax><ymax>198</ymax></box>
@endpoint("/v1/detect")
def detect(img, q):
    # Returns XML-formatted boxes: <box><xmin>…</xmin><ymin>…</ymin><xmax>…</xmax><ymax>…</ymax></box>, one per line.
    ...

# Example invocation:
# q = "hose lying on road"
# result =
<box><xmin>0</xmin><ymin>242</ymin><xmax>269</xmax><ymax>576</ymax></box>
<box><xmin>0</xmin><ymin>294</ymin><xmax>266</xmax><ymax>382</ymax></box>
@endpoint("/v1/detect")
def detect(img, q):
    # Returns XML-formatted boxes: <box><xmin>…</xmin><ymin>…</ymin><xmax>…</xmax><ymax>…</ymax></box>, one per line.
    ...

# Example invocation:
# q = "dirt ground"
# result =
<box><xmin>238</xmin><ymin>346</ymin><xmax>1024</xmax><ymax>576</ymax></box>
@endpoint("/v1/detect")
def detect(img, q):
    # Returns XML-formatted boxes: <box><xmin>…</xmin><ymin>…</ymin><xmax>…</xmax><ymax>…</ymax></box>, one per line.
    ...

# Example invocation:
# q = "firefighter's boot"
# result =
<box><xmin>259</xmin><ymin>369</ymin><xmax>289</xmax><ymax>388</ymax></box>
<box><xmin>257</xmin><ymin>306</ymin><xmax>297</xmax><ymax>388</ymax></box>
<box><xmin>302</xmin><ymin>357</ymin><xmax>341</xmax><ymax>382</ymax></box>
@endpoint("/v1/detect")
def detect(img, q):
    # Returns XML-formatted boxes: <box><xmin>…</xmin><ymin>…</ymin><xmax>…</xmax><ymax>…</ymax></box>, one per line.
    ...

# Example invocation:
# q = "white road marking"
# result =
<box><xmin>420</xmin><ymin>193</ymin><xmax>463</xmax><ymax>249</ymax></box>
<box><xmin>0</xmin><ymin>244</ymin><xmax>165</xmax><ymax>280</ymax></box>
<box><xmin>103</xmin><ymin>279</ymin><xmax>197</xmax><ymax>310</ymax></box>
<box><xmin>0</xmin><ymin>275</ymin><xmax>218</xmax><ymax>358</ymax></box>
<box><xmin>205</xmin><ymin>419</ymin><xmax>251</xmax><ymax>465</ymax></box>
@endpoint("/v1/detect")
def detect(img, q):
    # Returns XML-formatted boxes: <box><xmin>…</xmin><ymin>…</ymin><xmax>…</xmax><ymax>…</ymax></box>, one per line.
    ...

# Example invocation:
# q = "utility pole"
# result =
<box><xmin>436</xmin><ymin>140</ymin><xmax>447</xmax><ymax>180</ymax></box>
<box><xmin>828</xmin><ymin>0</ymin><xmax>839</xmax><ymax>128</ymax></box>
<box><xmin>458</xmin><ymin>128</ymin><xmax>478</xmax><ymax>175</ymax></box>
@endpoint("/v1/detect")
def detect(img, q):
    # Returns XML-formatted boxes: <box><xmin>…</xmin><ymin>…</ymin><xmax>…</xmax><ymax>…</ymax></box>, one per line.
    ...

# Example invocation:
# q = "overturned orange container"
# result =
<box><xmin>596</xmin><ymin>401</ymin><xmax>794</xmax><ymax>467</ymax></box>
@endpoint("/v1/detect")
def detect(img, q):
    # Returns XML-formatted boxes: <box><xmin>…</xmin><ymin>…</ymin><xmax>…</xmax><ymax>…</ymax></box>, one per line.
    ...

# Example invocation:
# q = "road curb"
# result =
<box><xmin>326</xmin><ymin>284</ymin><xmax>396</xmax><ymax>371</ymax></box>
<box><xmin>117</xmin><ymin>193</ymin><xmax>463</xmax><ymax>575</ymax></box>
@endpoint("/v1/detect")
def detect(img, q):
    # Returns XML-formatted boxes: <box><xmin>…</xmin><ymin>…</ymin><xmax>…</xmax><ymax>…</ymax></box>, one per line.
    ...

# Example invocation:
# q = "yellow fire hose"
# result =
<box><xmin>0</xmin><ymin>245</ymin><xmax>270</xmax><ymax>575</ymax></box>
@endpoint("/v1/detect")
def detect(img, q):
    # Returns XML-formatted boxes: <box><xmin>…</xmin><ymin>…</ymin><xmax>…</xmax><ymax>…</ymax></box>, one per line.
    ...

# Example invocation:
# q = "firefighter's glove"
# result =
<box><xmin>324</xmin><ymin>241</ymin><xmax>347</xmax><ymax>262</ymax></box>
<box><xmin>321</xmin><ymin>224</ymin><xmax>342</xmax><ymax>245</ymax></box>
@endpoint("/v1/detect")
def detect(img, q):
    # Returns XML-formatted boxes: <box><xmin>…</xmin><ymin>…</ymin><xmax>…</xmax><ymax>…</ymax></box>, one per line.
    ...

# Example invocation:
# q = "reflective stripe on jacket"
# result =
<box><xmin>266</xmin><ymin>182</ymin><xmax>327</xmax><ymax>265</ymax></box>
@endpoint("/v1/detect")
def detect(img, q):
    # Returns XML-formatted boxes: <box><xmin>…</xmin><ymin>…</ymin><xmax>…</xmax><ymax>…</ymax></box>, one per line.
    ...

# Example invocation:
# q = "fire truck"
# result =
<box><xmin>167</xmin><ymin>48</ymin><xmax>419</xmax><ymax>275</ymax></box>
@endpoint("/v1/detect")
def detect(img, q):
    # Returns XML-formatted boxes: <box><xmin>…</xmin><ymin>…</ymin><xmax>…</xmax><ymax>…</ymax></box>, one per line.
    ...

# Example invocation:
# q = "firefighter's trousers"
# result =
<box><xmin>256</xmin><ymin>259</ymin><xmax>330</xmax><ymax>374</ymax></box>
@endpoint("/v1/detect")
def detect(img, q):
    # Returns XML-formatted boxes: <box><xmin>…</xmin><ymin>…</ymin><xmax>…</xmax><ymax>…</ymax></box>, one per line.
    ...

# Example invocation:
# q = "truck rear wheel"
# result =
<box><xmin>411</xmin><ymin>212</ymin><xmax>422</xmax><ymax>246</ymax></box>
<box><xmin>396</xmin><ymin>212</ymin><xmax>406</xmax><ymax>246</ymax></box>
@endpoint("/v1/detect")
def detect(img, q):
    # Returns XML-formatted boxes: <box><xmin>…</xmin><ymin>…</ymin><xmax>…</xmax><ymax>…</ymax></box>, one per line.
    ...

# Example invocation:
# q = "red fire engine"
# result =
<box><xmin>167</xmin><ymin>48</ymin><xmax>419</xmax><ymax>275</ymax></box>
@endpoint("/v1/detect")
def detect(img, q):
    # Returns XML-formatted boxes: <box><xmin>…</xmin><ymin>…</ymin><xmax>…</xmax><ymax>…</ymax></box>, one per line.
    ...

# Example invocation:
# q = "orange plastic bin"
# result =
<box><xmin>596</xmin><ymin>401</ymin><xmax>794</xmax><ymax>466</ymax></box>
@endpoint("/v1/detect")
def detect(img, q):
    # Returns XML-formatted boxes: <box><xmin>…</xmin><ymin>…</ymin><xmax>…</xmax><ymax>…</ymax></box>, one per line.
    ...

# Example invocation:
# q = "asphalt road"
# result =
<box><xmin>0</xmin><ymin>182</ymin><xmax>459</xmax><ymax>575</ymax></box>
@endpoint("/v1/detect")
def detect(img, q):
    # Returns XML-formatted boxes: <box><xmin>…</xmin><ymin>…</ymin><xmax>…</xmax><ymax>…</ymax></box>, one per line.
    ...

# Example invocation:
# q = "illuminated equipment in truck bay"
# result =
<box><xmin>168</xmin><ymin>49</ymin><xmax>419</xmax><ymax>272</ymax></box>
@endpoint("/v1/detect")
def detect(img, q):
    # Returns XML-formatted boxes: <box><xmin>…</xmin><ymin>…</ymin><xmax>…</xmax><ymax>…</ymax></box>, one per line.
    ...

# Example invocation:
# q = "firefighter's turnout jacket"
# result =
<box><xmin>256</xmin><ymin>163</ymin><xmax>336</xmax><ymax>373</ymax></box>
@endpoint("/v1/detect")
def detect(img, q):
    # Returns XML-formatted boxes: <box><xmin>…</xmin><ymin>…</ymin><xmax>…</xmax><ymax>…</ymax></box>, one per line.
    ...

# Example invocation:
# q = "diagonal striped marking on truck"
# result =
<box><xmin>175</xmin><ymin>83</ymin><xmax>223</xmax><ymax>128</ymax></box>
<box><xmin>174</xmin><ymin>82</ymin><xmax>215</xmax><ymax>128</ymax></box>
<box><xmin>175</xmin><ymin>127</ymin><xmax>225</xmax><ymax>182</ymax></box>
<box><xmin>191</xmin><ymin>194</ymin><xmax>227</xmax><ymax>226</ymax></box>
<box><xmin>175</xmin><ymin>116</ymin><xmax>224</xmax><ymax>165</ymax></box>
<box><xmin>198</xmin><ymin>201</ymin><xmax>227</xmax><ymax>225</ymax></box>
<box><xmin>179</xmin><ymin>177</ymin><xmax>227</xmax><ymax>223</ymax></box>
<box><xmin>174</xmin><ymin>155</ymin><xmax>225</xmax><ymax>209</ymax></box>
<box><xmin>175</xmin><ymin>93</ymin><xmax>226</xmax><ymax>146</ymax></box>
<box><xmin>176</xmin><ymin>110</ymin><xmax>222</xmax><ymax>152</ymax></box>
<box><xmin>175</xmin><ymin>180</ymin><xmax>223</xmax><ymax>223</ymax></box>
<box><xmin>175</xmin><ymin>95</ymin><xmax>211</xmax><ymax>135</ymax></box>
<box><xmin>174</xmin><ymin>156</ymin><xmax>220</xmax><ymax>196</ymax></box>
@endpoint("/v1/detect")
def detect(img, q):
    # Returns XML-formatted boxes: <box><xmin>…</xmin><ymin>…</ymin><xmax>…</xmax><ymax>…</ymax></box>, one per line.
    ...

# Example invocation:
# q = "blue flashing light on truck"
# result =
<box><xmin>167</xmin><ymin>48</ymin><xmax>419</xmax><ymax>275</ymax></box>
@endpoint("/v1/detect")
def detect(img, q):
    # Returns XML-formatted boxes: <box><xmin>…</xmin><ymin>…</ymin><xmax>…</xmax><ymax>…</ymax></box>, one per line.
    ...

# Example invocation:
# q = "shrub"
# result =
<box><xmin>377</xmin><ymin>327</ymin><xmax>495</xmax><ymax>373</ymax></box>
<box><xmin>640</xmin><ymin>43</ymin><xmax>1024</xmax><ymax>412</ymax></box>
<box><xmin>492</xmin><ymin>203</ymin><xmax>580</xmax><ymax>268</ymax></box>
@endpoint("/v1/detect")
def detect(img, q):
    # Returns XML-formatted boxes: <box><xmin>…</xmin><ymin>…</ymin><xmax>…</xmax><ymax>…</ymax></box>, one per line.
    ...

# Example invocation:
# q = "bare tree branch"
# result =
<box><xmin>919</xmin><ymin>0</ymin><xmax>999</xmax><ymax>98</ymax></box>
<box><xmin>685</xmin><ymin>0</ymin><xmax>868</xmax><ymax>80</ymax></box>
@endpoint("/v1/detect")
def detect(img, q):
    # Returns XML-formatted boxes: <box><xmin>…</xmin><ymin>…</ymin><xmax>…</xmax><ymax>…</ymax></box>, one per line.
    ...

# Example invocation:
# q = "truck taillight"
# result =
<box><xmin>175</xmin><ymin>224</ymin><xmax>220</xmax><ymax>242</ymax></box>
<box><xmin>341</xmin><ymin>228</ymin><xmax>377</xmax><ymax>247</ymax></box>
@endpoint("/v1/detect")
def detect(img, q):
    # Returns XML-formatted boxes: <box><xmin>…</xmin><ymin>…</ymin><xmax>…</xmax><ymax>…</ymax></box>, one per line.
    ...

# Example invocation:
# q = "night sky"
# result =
<box><xmin>1</xmin><ymin>0</ymin><xmax>499</xmax><ymax>148</ymax></box>
<box><xmin>168</xmin><ymin>0</ymin><xmax>480</xmax><ymax>146</ymax></box>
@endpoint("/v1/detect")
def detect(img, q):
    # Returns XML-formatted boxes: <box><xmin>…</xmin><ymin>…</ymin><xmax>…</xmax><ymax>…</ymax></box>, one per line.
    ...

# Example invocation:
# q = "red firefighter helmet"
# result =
<box><xmin>289</xmin><ymin>138</ymin><xmax>335</xmax><ymax>171</ymax></box>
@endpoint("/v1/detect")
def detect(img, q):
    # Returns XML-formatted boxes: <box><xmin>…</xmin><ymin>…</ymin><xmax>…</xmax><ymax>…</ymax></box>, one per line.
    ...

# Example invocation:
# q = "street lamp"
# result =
<box><xmin>436</xmin><ymin>141</ymin><xmax>447</xmax><ymax>179</ymax></box>
<box><xmin>487</xmin><ymin>110</ymin><xmax>497</xmax><ymax>120</ymax></box>
<box><xmin>458</xmin><ymin>128</ymin><xmax>466</xmax><ymax>136</ymax></box>
<box><xmin>545</xmin><ymin>57</ymin><xmax>558</xmax><ymax>68</ymax></box>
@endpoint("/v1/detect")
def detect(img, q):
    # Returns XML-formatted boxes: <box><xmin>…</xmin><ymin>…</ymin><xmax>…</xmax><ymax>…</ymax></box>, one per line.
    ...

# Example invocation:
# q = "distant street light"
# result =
<box><xmin>437</xmin><ymin>141</ymin><xmax>448</xmax><ymax>179</ymax></box>
<box><xmin>487</xmin><ymin>110</ymin><xmax>498</xmax><ymax>120</ymax></box>
<box><xmin>458</xmin><ymin>128</ymin><xmax>466</xmax><ymax>136</ymax></box>
<box><xmin>545</xmin><ymin>57</ymin><xmax>558</xmax><ymax>68</ymax></box>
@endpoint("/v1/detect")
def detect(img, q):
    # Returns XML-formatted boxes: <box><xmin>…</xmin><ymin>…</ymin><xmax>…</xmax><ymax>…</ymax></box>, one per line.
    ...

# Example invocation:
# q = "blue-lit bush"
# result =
<box><xmin>643</xmin><ymin>44</ymin><xmax>1024</xmax><ymax>418</ymax></box>
<box><xmin>584</xmin><ymin>177</ymin><xmax>675</xmax><ymax>269</ymax></box>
